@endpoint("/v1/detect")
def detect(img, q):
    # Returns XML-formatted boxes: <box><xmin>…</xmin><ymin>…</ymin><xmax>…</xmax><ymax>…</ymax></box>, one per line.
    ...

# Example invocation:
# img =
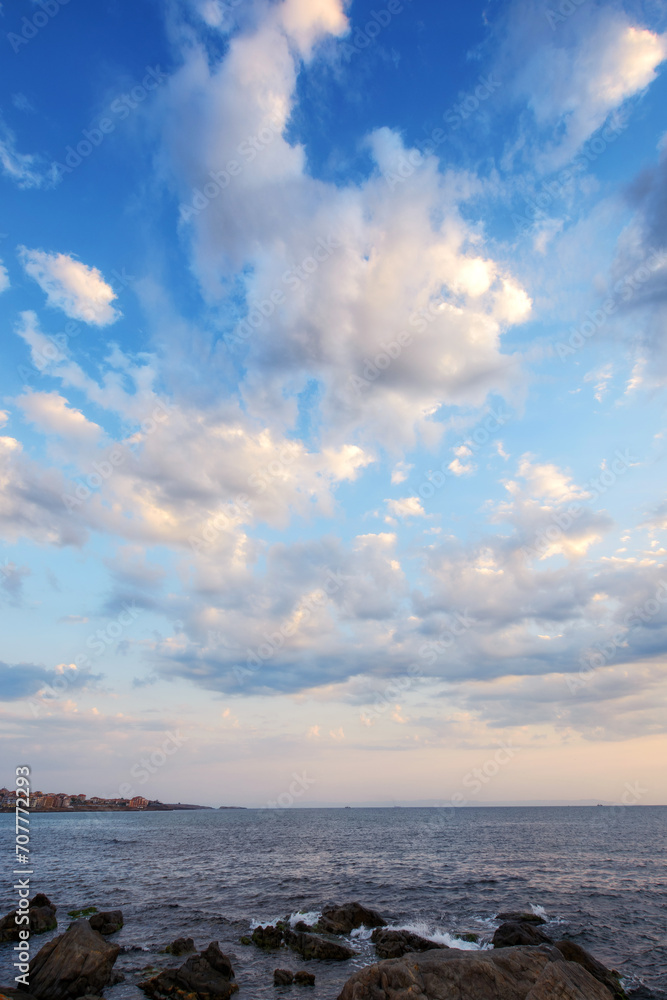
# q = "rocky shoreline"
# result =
<box><xmin>0</xmin><ymin>895</ymin><xmax>636</xmax><ymax>999</ymax></box>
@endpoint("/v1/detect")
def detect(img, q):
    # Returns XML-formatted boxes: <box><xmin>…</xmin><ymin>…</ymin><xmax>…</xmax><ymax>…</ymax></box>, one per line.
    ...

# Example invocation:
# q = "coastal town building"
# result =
<box><xmin>0</xmin><ymin>789</ymin><xmax>182</xmax><ymax>811</ymax></box>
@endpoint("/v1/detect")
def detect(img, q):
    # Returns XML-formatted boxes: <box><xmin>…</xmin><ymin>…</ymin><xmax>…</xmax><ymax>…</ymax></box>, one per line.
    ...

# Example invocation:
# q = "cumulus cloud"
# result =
<box><xmin>18</xmin><ymin>248</ymin><xmax>120</xmax><ymax>325</ymax></box>
<box><xmin>0</xmin><ymin>661</ymin><xmax>98</xmax><ymax>702</ymax></box>
<box><xmin>498</xmin><ymin>3</ymin><xmax>667</xmax><ymax>171</ymax></box>
<box><xmin>17</xmin><ymin>391</ymin><xmax>104</xmax><ymax>447</ymax></box>
<box><xmin>0</xmin><ymin>260</ymin><xmax>9</xmax><ymax>293</ymax></box>
<box><xmin>159</xmin><ymin>1</ymin><xmax>531</xmax><ymax>449</ymax></box>
<box><xmin>385</xmin><ymin>497</ymin><xmax>427</xmax><ymax>521</ymax></box>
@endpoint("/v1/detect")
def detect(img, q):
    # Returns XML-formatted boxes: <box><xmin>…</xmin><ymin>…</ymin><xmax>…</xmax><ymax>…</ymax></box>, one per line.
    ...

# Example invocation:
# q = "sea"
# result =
<box><xmin>1</xmin><ymin>806</ymin><xmax>665</xmax><ymax>999</ymax></box>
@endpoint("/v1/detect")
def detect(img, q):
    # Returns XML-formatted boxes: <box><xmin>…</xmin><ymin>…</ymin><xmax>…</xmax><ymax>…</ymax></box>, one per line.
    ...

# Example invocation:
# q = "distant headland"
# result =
<box><xmin>0</xmin><ymin>788</ymin><xmax>244</xmax><ymax>812</ymax></box>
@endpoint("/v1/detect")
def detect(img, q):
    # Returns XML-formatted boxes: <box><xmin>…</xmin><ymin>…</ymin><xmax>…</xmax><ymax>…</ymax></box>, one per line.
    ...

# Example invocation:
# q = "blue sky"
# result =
<box><xmin>1</xmin><ymin>0</ymin><xmax>667</xmax><ymax>807</ymax></box>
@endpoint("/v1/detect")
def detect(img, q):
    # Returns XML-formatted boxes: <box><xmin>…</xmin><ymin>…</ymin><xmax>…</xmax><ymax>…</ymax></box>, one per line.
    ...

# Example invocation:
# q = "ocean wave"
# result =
<box><xmin>382</xmin><ymin>921</ymin><xmax>489</xmax><ymax>951</ymax></box>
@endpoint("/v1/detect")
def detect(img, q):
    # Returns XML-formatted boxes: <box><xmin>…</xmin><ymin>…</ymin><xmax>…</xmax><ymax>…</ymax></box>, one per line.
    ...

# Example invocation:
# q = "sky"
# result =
<box><xmin>1</xmin><ymin>0</ymin><xmax>667</xmax><ymax>809</ymax></box>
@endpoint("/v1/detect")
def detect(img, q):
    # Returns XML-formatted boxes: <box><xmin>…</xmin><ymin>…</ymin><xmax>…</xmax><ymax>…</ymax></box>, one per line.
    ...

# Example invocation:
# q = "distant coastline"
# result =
<box><xmin>0</xmin><ymin>787</ymin><xmax>246</xmax><ymax>812</ymax></box>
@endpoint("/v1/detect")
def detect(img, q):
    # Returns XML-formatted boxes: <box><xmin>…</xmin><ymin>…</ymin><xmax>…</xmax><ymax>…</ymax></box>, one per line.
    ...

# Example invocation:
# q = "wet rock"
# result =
<box><xmin>0</xmin><ymin>895</ymin><xmax>58</xmax><ymax>942</ymax></box>
<box><xmin>251</xmin><ymin>925</ymin><xmax>284</xmax><ymax>950</ymax></box>
<box><xmin>294</xmin><ymin>971</ymin><xmax>316</xmax><ymax>986</ymax></box>
<box><xmin>492</xmin><ymin>921</ymin><xmax>553</xmax><ymax>948</ymax></box>
<box><xmin>0</xmin><ymin>988</ymin><xmax>40</xmax><ymax>1000</ymax></box>
<box><xmin>28</xmin><ymin>919</ymin><xmax>120</xmax><ymax>1000</ymax></box>
<box><xmin>285</xmin><ymin>929</ymin><xmax>354</xmax><ymax>961</ymax></box>
<box><xmin>526</xmin><ymin>959</ymin><xmax>618</xmax><ymax>999</ymax></box>
<box><xmin>273</xmin><ymin>969</ymin><xmax>294</xmax><ymax>985</ymax></box>
<box><xmin>31</xmin><ymin>896</ymin><xmax>55</xmax><ymax>911</ymax></box>
<box><xmin>164</xmin><ymin>938</ymin><xmax>195</xmax><ymax>956</ymax></box>
<box><xmin>319</xmin><ymin>902</ymin><xmax>386</xmax><ymax>935</ymax></box>
<box><xmin>497</xmin><ymin>911</ymin><xmax>547</xmax><ymax>926</ymax></box>
<box><xmin>371</xmin><ymin>928</ymin><xmax>449</xmax><ymax>959</ymax></box>
<box><xmin>138</xmin><ymin>941</ymin><xmax>237</xmax><ymax>1000</ymax></box>
<box><xmin>555</xmin><ymin>940</ymin><xmax>628</xmax><ymax>999</ymax></box>
<box><xmin>293</xmin><ymin>921</ymin><xmax>312</xmax><ymax>932</ymax></box>
<box><xmin>88</xmin><ymin>911</ymin><xmax>123</xmax><ymax>936</ymax></box>
<box><xmin>337</xmin><ymin>945</ymin><xmax>614</xmax><ymax>1000</ymax></box>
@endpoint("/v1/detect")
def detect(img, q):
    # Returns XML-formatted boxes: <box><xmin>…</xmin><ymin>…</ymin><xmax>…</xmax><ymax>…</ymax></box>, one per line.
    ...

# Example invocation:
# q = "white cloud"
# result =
<box><xmin>160</xmin><ymin>6</ymin><xmax>531</xmax><ymax>449</ymax></box>
<box><xmin>385</xmin><ymin>497</ymin><xmax>426</xmax><ymax>520</ymax></box>
<box><xmin>18</xmin><ymin>248</ymin><xmax>120</xmax><ymax>325</ymax></box>
<box><xmin>0</xmin><ymin>260</ymin><xmax>9</xmax><ymax>293</ymax></box>
<box><xmin>391</xmin><ymin>461</ymin><xmax>412</xmax><ymax>485</ymax></box>
<box><xmin>507</xmin><ymin>9</ymin><xmax>667</xmax><ymax>170</ymax></box>
<box><xmin>584</xmin><ymin>363</ymin><xmax>614</xmax><ymax>402</ymax></box>
<box><xmin>448</xmin><ymin>457</ymin><xmax>475</xmax><ymax>477</ymax></box>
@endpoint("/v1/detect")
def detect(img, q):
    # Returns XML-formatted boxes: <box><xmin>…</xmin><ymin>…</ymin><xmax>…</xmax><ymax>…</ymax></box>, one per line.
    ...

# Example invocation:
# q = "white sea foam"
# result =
<box><xmin>288</xmin><ymin>909</ymin><xmax>321</xmax><ymax>928</ymax></box>
<box><xmin>249</xmin><ymin>916</ymin><xmax>282</xmax><ymax>929</ymax></box>
<box><xmin>530</xmin><ymin>904</ymin><xmax>548</xmax><ymax>919</ymax></box>
<box><xmin>350</xmin><ymin>925</ymin><xmax>374</xmax><ymax>941</ymax></box>
<box><xmin>383</xmin><ymin>921</ymin><xmax>488</xmax><ymax>951</ymax></box>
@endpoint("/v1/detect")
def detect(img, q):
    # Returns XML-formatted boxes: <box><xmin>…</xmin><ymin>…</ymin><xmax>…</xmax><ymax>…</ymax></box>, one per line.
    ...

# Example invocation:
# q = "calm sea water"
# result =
<box><xmin>1</xmin><ymin>807</ymin><xmax>665</xmax><ymax>999</ymax></box>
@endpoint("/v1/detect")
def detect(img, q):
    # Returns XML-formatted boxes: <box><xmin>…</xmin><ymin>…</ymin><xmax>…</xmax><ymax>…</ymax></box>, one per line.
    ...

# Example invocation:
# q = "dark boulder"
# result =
<box><xmin>31</xmin><ymin>895</ymin><xmax>55</xmax><ymax>910</ymax></box>
<box><xmin>493</xmin><ymin>921</ymin><xmax>553</xmax><ymax>948</ymax></box>
<box><xmin>251</xmin><ymin>925</ymin><xmax>284</xmax><ymax>950</ymax></box>
<box><xmin>497</xmin><ymin>911</ymin><xmax>547</xmax><ymax>926</ymax></box>
<box><xmin>88</xmin><ymin>911</ymin><xmax>123</xmax><ymax>936</ymax></box>
<box><xmin>285</xmin><ymin>929</ymin><xmax>354</xmax><ymax>961</ymax></box>
<box><xmin>337</xmin><ymin>945</ymin><xmax>615</xmax><ymax>1000</ymax></box>
<box><xmin>28</xmin><ymin>919</ymin><xmax>120</xmax><ymax>1000</ymax></box>
<box><xmin>164</xmin><ymin>937</ymin><xmax>195</xmax><ymax>956</ymax></box>
<box><xmin>371</xmin><ymin>928</ymin><xmax>449</xmax><ymax>959</ymax></box>
<box><xmin>0</xmin><ymin>895</ymin><xmax>57</xmax><ymax>942</ymax></box>
<box><xmin>138</xmin><ymin>941</ymin><xmax>237</xmax><ymax>1000</ymax></box>
<box><xmin>294</xmin><ymin>971</ymin><xmax>316</xmax><ymax>985</ymax></box>
<box><xmin>555</xmin><ymin>940</ymin><xmax>627</xmax><ymax>999</ymax></box>
<box><xmin>30</xmin><ymin>907</ymin><xmax>59</xmax><ymax>936</ymax></box>
<box><xmin>319</xmin><ymin>902</ymin><xmax>386</xmax><ymax>934</ymax></box>
<box><xmin>273</xmin><ymin>969</ymin><xmax>294</xmax><ymax>985</ymax></box>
